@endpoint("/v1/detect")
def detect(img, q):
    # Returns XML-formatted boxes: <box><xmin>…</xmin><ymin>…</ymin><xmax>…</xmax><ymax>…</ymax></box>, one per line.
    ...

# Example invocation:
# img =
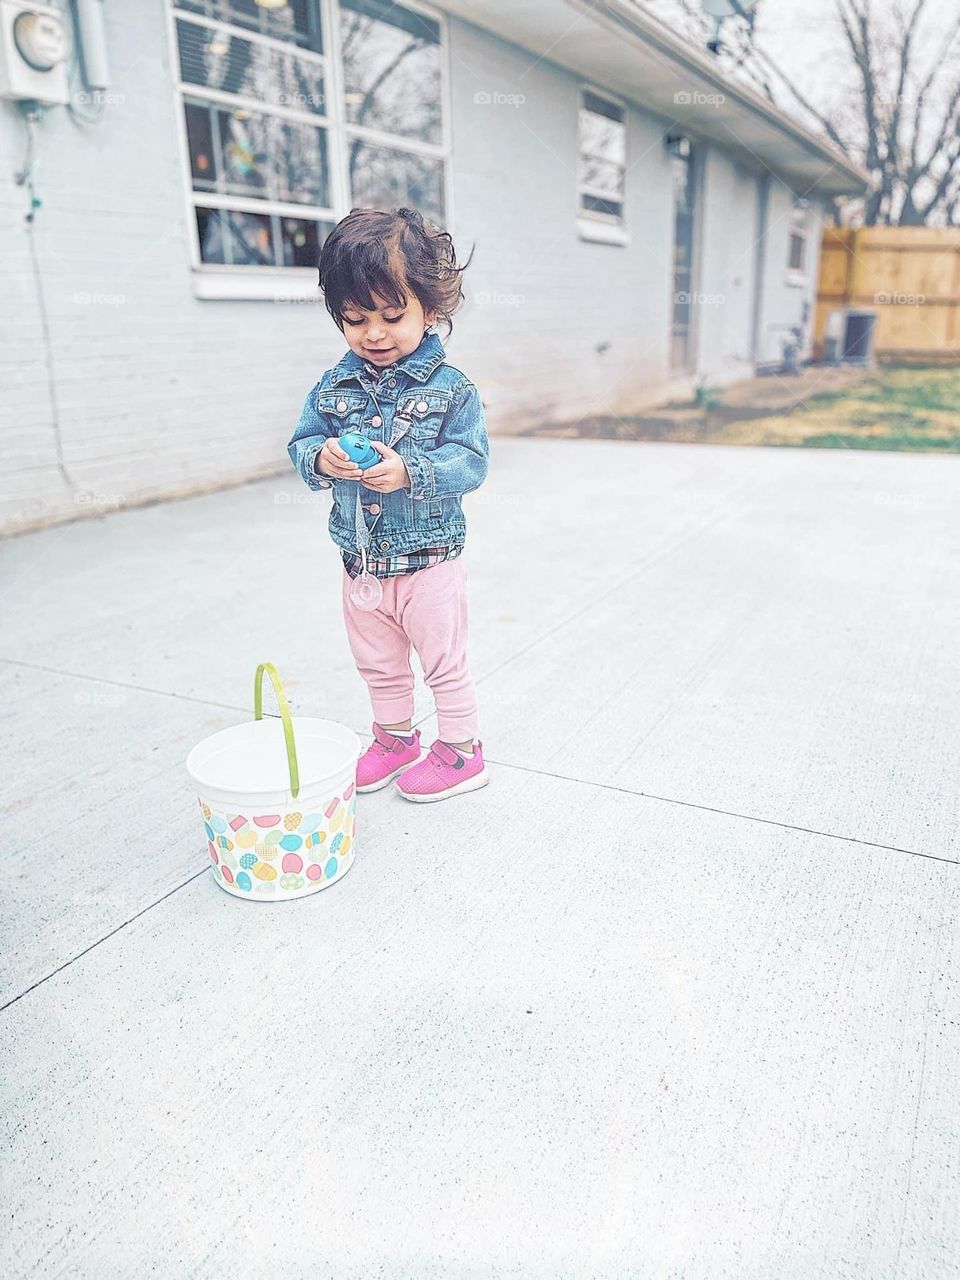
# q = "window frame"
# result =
<box><xmin>669</xmin><ymin>137</ymin><xmax>701</xmax><ymax>375</ymax></box>
<box><xmin>576</xmin><ymin>83</ymin><xmax>628</xmax><ymax>245</ymax></box>
<box><xmin>165</xmin><ymin>0</ymin><xmax>452</xmax><ymax>299</ymax></box>
<box><xmin>786</xmin><ymin>196</ymin><xmax>810</xmax><ymax>287</ymax></box>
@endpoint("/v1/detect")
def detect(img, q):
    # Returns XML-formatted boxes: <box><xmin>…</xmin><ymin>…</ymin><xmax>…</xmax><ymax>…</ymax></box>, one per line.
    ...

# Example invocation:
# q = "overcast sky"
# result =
<box><xmin>643</xmin><ymin>0</ymin><xmax>960</xmax><ymax>141</ymax></box>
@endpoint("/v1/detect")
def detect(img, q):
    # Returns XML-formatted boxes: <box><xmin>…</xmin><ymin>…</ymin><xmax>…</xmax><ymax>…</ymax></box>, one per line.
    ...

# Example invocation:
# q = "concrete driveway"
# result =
<box><xmin>2</xmin><ymin>437</ymin><xmax>957</xmax><ymax>1278</ymax></box>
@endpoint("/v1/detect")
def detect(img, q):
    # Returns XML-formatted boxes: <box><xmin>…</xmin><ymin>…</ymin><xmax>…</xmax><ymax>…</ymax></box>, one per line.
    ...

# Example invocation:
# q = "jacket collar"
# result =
<box><xmin>329</xmin><ymin>329</ymin><xmax>446</xmax><ymax>387</ymax></box>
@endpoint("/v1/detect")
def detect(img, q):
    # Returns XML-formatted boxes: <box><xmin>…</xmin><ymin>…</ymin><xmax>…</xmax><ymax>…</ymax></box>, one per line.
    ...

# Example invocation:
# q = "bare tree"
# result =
<box><xmin>644</xmin><ymin>0</ymin><xmax>960</xmax><ymax>225</ymax></box>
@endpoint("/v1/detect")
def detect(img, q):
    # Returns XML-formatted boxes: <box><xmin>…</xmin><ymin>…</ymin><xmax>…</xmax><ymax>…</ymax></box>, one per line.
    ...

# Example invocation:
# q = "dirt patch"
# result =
<box><xmin>518</xmin><ymin>363</ymin><xmax>960</xmax><ymax>453</ymax></box>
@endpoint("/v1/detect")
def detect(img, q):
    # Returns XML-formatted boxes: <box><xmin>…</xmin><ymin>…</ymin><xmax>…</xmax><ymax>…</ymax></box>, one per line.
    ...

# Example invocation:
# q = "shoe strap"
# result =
<box><xmin>430</xmin><ymin>740</ymin><xmax>463</xmax><ymax>767</ymax></box>
<box><xmin>373</xmin><ymin>722</ymin><xmax>415</xmax><ymax>751</ymax></box>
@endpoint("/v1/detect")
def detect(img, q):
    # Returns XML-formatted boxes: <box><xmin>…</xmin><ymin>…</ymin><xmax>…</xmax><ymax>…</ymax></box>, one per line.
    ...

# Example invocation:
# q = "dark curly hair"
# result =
<box><xmin>317</xmin><ymin>206</ymin><xmax>474</xmax><ymax>339</ymax></box>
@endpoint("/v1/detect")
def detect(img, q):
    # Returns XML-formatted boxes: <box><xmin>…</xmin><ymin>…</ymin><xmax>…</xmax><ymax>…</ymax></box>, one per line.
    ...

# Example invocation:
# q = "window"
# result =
<box><xmin>168</xmin><ymin>0</ymin><xmax>447</xmax><ymax>287</ymax></box>
<box><xmin>172</xmin><ymin>2</ymin><xmax>332</xmax><ymax>271</ymax></box>
<box><xmin>339</xmin><ymin>0</ymin><xmax>445</xmax><ymax>223</ymax></box>
<box><xmin>177</xmin><ymin>0</ymin><xmax>322</xmax><ymax>49</ymax></box>
<box><xmin>578</xmin><ymin>89</ymin><xmax>626</xmax><ymax>224</ymax></box>
<box><xmin>787</xmin><ymin>198</ymin><xmax>809</xmax><ymax>281</ymax></box>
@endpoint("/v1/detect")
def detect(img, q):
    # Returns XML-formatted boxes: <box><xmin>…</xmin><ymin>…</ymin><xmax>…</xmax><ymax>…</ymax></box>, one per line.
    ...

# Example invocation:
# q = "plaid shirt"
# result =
<box><xmin>341</xmin><ymin>542</ymin><xmax>463</xmax><ymax>580</ymax></box>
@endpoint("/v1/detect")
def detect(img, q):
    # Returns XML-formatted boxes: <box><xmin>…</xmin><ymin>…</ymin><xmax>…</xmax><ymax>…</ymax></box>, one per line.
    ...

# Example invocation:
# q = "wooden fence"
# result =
<box><xmin>814</xmin><ymin>226</ymin><xmax>960</xmax><ymax>359</ymax></box>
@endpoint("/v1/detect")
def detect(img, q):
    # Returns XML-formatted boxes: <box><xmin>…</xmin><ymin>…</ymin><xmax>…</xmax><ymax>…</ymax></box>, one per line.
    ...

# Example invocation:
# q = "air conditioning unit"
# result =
<box><xmin>0</xmin><ymin>2</ymin><xmax>70</xmax><ymax>106</ymax></box>
<box><xmin>823</xmin><ymin>308</ymin><xmax>877</xmax><ymax>366</ymax></box>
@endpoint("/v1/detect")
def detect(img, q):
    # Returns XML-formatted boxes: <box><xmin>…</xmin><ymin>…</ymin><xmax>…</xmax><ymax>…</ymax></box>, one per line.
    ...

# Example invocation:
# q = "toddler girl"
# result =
<box><xmin>287</xmin><ymin>207</ymin><xmax>490</xmax><ymax>802</ymax></box>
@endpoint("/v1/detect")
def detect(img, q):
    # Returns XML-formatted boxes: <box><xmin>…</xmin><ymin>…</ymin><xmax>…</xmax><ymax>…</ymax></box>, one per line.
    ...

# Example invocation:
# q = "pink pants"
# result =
<box><xmin>341</xmin><ymin>556</ymin><xmax>480</xmax><ymax>743</ymax></box>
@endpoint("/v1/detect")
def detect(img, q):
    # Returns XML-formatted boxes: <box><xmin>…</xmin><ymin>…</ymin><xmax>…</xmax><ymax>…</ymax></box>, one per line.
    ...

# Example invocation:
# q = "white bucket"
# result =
<box><xmin>185</xmin><ymin>663</ymin><xmax>361</xmax><ymax>902</ymax></box>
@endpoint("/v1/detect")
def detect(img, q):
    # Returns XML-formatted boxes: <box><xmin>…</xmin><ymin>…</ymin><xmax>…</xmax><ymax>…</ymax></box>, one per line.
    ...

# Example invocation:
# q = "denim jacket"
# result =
<box><xmin>287</xmin><ymin>330</ymin><xmax>489</xmax><ymax>558</ymax></box>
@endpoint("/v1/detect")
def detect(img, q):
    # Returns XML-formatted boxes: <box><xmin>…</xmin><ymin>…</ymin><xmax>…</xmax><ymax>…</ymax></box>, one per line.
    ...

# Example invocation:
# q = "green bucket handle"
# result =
<box><xmin>253</xmin><ymin>662</ymin><xmax>301</xmax><ymax>799</ymax></box>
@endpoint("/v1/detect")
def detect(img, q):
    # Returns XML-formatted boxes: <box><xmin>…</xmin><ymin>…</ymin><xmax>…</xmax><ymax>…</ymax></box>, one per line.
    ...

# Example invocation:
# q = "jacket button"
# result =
<box><xmin>370</xmin><ymin>415</ymin><xmax>382</xmax><ymax>427</ymax></box>
<box><xmin>379</xmin><ymin>539</ymin><xmax>390</xmax><ymax>550</ymax></box>
<box><xmin>336</xmin><ymin>399</ymin><xmax>348</xmax><ymax>412</ymax></box>
<box><xmin>364</xmin><ymin>503</ymin><xmax>381</xmax><ymax>514</ymax></box>
<box><xmin>416</xmin><ymin>400</ymin><xmax>428</xmax><ymax>412</ymax></box>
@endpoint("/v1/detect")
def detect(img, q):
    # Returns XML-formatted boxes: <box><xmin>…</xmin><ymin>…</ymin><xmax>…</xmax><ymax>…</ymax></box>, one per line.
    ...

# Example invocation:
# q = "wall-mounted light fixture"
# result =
<box><xmin>664</xmin><ymin>132</ymin><xmax>691</xmax><ymax>159</ymax></box>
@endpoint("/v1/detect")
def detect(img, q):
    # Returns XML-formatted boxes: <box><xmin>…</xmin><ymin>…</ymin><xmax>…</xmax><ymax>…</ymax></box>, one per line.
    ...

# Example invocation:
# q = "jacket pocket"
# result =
<box><xmin>397</xmin><ymin>388</ymin><xmax>453</xmax><ymax>444</ymax></box>
<box><xmin>316</xmin><ymin>388</ymin><xmax>368</xmax><ymax>437</ymax></box>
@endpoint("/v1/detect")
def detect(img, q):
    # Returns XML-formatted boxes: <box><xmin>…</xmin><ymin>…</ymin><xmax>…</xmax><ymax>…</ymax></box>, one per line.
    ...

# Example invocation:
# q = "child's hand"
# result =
<box><xmin>359</xmin><ymin>440</ymin><xmax>412</xmax><ymax>493</ymax></box>
<box><xmin>317</xmin><ymin>437</ymin><xmax>363</xmax><ymax>481</ymax></box>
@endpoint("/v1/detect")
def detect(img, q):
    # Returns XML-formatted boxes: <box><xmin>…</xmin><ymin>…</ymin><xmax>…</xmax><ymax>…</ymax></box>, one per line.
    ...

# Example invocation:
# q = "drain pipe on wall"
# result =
<box><xmin>749</xmin><ymin>172</ymin><xmax>770</xmax><ymax>368</ymax></box>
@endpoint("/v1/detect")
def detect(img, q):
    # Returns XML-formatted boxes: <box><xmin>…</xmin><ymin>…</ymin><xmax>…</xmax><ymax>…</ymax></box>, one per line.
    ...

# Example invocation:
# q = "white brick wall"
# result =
<box><xmin>695</xmin><ymin>149</ymin><xmax>762</xmax><ymax>382</ymax></box>
<box><xmin>758</xmin><ymin>181</ymin><xmax>827</xmax><ymax>367</ymax></box>
<box><xmin>440</xmin><ymin>16</ymin><xmax>678</xmax><ymax>429</ymax></box>
<box><xmin>0</xmin><ymin>1</ymin><xmax>827</xmax><ymax>535</ymax></box>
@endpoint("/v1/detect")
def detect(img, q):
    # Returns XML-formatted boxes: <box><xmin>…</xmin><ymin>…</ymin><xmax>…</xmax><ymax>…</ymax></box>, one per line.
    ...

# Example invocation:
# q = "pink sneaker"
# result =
<box><xmin>356</xmin><ymin>722</ymin><xmax>423</xmax><ymax>792</ymax></box>
<box><xmin>395</xmin><ymin>738</ymin><xmax>489</xmax><ymax>802</ymax></box>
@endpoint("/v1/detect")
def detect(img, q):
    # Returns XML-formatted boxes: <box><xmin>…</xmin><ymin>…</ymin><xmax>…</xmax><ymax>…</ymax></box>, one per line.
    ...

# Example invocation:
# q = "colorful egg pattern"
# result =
<box><xmin>200</xmin><ymin>792</ymin><xmax>356</xmax><ymax>897</ymax></box>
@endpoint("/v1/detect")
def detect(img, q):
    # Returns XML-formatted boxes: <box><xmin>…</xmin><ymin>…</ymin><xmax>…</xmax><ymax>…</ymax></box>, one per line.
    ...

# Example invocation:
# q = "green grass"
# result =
<box><xmin>534</xmin><ymin>363</ymin><xmax>960</xmax><ymax>453</ymax></box>
<box><xmin>799</xmin><ymin>432</ymin><xmax>960</xmax><ymax>452</ymax></box>
<box><xmin>699</xmin><ymin>364</ymin><xmax>960</xmax><ymax>452</ymax></box>
<box><xmin>810</xmin><ymin>367</ymin><xmax>960</xmax><ymax>416</ymax></box>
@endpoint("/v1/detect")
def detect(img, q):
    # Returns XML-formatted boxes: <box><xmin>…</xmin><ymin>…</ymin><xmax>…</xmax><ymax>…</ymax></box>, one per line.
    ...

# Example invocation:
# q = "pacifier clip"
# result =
<box><xmin>347</xmin><ymin>402</ymin><xmax>415</xmax><ymax>611</ymax></box>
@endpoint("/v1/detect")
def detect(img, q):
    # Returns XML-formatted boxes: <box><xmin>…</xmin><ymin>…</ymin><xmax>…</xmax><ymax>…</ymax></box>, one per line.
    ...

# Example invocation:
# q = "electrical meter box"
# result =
<box><xmin>0</xmin><ymin>2</ymin><xmax>70</xmax><ymax>106</ymax></box>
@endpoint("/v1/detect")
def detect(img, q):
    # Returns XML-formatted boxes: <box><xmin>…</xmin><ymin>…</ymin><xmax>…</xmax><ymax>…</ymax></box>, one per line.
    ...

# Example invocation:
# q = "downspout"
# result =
<box><xmin>750</xmin><ymin>172</ymin><xmax>770</xmax><ymax>367</ymax></box>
